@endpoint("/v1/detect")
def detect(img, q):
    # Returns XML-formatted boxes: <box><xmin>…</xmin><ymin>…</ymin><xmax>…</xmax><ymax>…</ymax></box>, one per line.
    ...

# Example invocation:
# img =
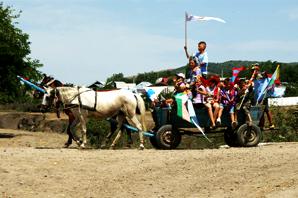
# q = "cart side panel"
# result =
<box><xmin>250</xmin><ymin>106</ymin><xmax>263</xmax><ymax>125</ymax></box>
<box><xmin>154</xmin><ymin>107</ymin><xmax>171</xmax><ymax>127</ymax></box>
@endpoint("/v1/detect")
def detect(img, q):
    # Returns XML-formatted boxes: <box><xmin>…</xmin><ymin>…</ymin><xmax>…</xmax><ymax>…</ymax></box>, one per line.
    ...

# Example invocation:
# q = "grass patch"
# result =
<box><xmin>263</xmin><ymin>106</ymin><xmax>298</xmax><ymax>142</ymax></box>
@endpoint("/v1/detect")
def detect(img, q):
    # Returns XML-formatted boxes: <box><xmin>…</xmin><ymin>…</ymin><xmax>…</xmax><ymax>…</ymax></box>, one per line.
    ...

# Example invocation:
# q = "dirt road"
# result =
<box><xmin>0</xmin><ymin>129</ymin><xmax>297</xmax><ymax>198</ymax></box>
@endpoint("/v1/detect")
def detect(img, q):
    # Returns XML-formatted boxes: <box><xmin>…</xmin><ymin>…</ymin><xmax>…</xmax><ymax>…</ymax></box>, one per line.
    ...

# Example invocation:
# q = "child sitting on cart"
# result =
<box><xmin>193</xmin><ymin>76</ymin><xmax>216</xmax><ymax>129</ymax></box>
<box><xmin>186</xmin><ymin>56</ymin><xmax>202</xmax><ymax>86</ymax></box>
<box><xmin>206</xmin><ymin>76</ymin><xmax>221</xmax><ymax>125</ymax></box>
<box><xmin>218</xmin><ymin>78</ymin><xmax>238</xmax><ymax>129</ymax></box>
<box><xmin>173</xmin><ymin>73</ymin><xmax>191</xmax><ymax>96</ymax></box>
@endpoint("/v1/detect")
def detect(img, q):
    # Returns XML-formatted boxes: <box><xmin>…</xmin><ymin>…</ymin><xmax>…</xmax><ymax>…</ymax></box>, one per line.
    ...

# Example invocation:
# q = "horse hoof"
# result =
<box><xmin>79</xmin><ymin>143</ymin><xmax>86</xmax><ymax>149</ymax></box>
<box><xmin>100</xmin><ymin>143</ymin><xmax>108</xmax><ymax>149</ymax></box>
<box><xmin>109</xmin><ymin>145</ymin><xmax>116</xmax><ymax>150</ymax></box>
<box><xmin>139</xmin><ymin>144</ymin><xmax>145</xmax><ymax>150</ymax></box>
<box><xmin>64</xmin><ymin>143</ymin><xmax>71</xmax><ymax>148</ymax></box>
<box><xmin>76</xmin><ymin>140</ymin><xmax>82</xmax><ymax>146</ymax></box>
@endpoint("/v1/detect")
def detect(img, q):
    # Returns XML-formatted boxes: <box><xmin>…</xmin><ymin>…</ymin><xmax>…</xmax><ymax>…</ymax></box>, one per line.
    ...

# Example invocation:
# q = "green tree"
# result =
<box><xmin>106</xmin><ymin>73</ymin><xmax>133</xmax><ymax>84</ymax></box>
<box><xmin>0</xmin><ymin>3</ymin><xmax>42</xmax><ymax>103</ymax></box>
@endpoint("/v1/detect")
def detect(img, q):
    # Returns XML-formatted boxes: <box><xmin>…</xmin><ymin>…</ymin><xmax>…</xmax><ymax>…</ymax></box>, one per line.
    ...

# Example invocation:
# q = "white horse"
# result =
<box><xmin>43</xmin><ymin>86</ymin><xmax>147</xmax><ymax>149</ymax></box>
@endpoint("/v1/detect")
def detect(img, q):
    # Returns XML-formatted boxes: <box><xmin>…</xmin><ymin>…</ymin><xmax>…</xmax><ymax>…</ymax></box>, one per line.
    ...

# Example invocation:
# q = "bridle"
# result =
<box><xmin>46</xmin><ymin>88</ymin><xmax>63</xmax><ymax>118</ymax></box>
<box><xmin>49</xmin><ymin>86</ymin><xmax>98</xmax><ymax>117</ymax></box>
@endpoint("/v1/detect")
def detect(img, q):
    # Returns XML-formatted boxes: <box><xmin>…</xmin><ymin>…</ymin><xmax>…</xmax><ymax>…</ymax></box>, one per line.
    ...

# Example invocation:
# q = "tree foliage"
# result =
<box><xmin>0</xmin><ymin>3</ymin><xmax>42</xmax><ymax>103</ymax></box>
<box><xmin>106</xmin><ymin>73</ymin><xmax>132</xmax><ymax>84</ymax></box>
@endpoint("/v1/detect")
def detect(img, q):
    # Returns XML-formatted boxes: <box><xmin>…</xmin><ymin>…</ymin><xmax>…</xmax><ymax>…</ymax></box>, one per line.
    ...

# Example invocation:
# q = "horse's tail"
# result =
<box><xmin>134</xmin><ymin>94</ymin><xmax>147</xmax><ymax>132</ymax></box>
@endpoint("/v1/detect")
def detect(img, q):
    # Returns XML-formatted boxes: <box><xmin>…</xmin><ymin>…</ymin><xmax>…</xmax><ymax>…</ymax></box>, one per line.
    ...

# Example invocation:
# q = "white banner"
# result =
<box><xmin>186</xmin><ymin>12</ymin><xmax>226</xmax><ymax>23</ymax></box>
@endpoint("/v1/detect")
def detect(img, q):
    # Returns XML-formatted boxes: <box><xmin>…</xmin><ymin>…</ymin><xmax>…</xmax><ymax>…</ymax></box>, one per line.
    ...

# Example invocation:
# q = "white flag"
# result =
<box><xmin>185</xmin><ymin>12</ymin><xmax>226</xmax><ymax>23</ymax></box>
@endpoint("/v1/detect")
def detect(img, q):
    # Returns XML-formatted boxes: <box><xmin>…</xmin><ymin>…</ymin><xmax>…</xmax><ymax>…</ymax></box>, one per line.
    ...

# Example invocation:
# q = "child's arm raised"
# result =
<box><xmin>184</xmin><ymin>46</ymin><xmax>190</xmax><ymax>59</ymax></box>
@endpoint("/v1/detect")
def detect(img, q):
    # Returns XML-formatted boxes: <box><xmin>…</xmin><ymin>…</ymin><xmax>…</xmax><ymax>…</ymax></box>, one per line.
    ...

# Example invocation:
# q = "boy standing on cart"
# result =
<box><xmin>184</xmin><ymin>41</ymin><xmax>209</xmax><ymax>78</ymax></box>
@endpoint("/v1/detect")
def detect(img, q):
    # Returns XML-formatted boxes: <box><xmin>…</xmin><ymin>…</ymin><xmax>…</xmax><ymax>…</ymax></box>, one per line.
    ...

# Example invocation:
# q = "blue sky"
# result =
<box><xmin>5</xmin><ymin>0</ymin><xmax>298</xmax><ymax>84</ymax></box>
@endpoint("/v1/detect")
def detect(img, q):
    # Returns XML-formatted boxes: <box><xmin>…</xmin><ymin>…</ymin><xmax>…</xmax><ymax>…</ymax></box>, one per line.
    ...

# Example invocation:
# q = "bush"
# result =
<box><xmin>86</xmin><ymin>117</ymin><xmax>155</xmax><ymax>148</ymax></box>
<box><xmin>285</xmin><ymin>83</ymin><xmax>298</xmax><ymax>97</ymax></box>
<box><xmin>263</xmin><ymin>106</ymin><xmax>298</xmax><ymax>142</ymax></box>
<box><xmin>86</xmin><ymin>118</ymin><xmax>111</xmax><ymax>148</ymax></box>
<box><xmin>0</xmin><ymin>93</ymin><xmax>41</xmax><ymax>112</ymax></box>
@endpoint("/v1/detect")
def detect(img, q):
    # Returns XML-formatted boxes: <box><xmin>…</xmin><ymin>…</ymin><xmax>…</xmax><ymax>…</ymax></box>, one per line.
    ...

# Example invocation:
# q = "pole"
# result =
<box><xmin>237</xmin><ymin>90</ymin><xmax>248</xmax><ymax>110</ymax></box>
<box><xmin>17</xmin><ymin>75</ymin><xmax>46</xmax><ymax>93</ymax></box>
<box><xmin>258</xmin><ymin>88</ymin><xmax>268</xmax><ymax>106</ymax></box>
<box><xmin>185</xmin><ymin>12</ymin><xmax>188</xmax><ymax>48</ymax></box>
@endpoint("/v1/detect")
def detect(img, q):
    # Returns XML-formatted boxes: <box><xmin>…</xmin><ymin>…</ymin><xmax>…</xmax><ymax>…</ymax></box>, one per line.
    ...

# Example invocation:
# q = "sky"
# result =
<box><xmin>4</xmin><ymin>0</ymin><xmax>298</xmax><ymax>85</ymax></box>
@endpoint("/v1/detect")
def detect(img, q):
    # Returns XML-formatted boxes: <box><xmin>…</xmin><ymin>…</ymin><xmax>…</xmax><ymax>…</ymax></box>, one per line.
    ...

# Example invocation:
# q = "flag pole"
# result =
<box><xmin>256</xmin><ymin>64</ymin><xmax>280</xmax><ymax>105</ymax></box>
<box><xmin>185</xmin><ymin>12</ymin><xmax>188</xmax><ymax>48</ymax></box>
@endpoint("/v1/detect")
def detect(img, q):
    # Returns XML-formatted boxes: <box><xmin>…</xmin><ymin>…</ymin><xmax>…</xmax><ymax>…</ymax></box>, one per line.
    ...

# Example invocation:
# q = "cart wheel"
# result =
<box><xmin>149</xmin><ymin>135</ymin><xmax>160</xmax><ymax>149</ymax></box>
<box><xmin>236</xmin><ymin>124</ymin><xmax>262</xmax><ymax>147</ymax></box>
<box><xmin>224</xmin><ymin>128</ymin><xmax>238</xmax><ymax>147</ymax></box>
<box><xmin>155</xmin><ymin>125</ymin><xmax>181</xmax><ymax>149</ymax></box>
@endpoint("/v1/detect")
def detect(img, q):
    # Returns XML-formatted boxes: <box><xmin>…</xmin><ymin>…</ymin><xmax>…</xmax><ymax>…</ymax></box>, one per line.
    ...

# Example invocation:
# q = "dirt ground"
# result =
<box><xmin>0</xmin><ymin>128</ymin><xmax>297</xmax><ymax>198</ymax></box>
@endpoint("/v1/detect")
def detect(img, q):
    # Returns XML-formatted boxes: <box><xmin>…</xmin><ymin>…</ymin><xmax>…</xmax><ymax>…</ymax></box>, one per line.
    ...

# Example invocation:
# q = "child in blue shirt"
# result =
<box><xmin>184</xmin><ymin>41</ymin><xmax>208</xmax><ymax>78</ymax></box>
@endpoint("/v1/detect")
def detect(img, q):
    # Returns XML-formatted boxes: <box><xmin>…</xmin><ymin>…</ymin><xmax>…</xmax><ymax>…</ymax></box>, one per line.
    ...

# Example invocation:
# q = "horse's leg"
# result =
<box><xmin>65</xmin><ymin>120</ymin><xmax>73</xmax><ymax>147</ymax></box>
<box><xmin>126</xmin><ymin>126</ymin><xmax>133</xmax><ymax>148</ymax></box>
<box><xmin>121</xmin><ymin>119</ymin><xmax>133</xmax><ymax>148</ymax></box>
<box><xmin>78</xmin><ymin>110</ymin><xmax>88</xmax><ymax>148</ymax></box>
<box><xmin>100</xmin><ymin>131</ymin><xmax>113</xmax><ymax>149</ymax></box>
<box><xmin>110</xmin><ymin>115</ymin><xmax>125</xmax><ymax>149</ymax></box>
<box><xmin>102</xmin><ymin>118</ymin><xmax>132</xmax><ymax>149</ymax></box>
<box><xmin>101</xmin><ymin>116</ymin><xmax>117</xmax><ymax>148</ymax></box>
<box><xmin>69</xmin><ymin>110</ymin><xmax>82</xmax><ymax>146</ymax></box>
<box><xmin>64</xmin><ymin>109</ymin><xmax>76</xmax><ymax>148</ymax></box>
<box><xmin>129</xmin><ymin>116</ymin><xmax>144</xmax><ymax>150</ymax></box>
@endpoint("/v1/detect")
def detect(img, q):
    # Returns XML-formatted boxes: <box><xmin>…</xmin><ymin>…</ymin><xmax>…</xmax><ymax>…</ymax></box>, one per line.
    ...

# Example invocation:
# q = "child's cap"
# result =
<box><xmin>176</xmin><ymin>73</ymin><xmax>185</xmax><ymax>79</ymax></box>
<box><xmin>251</xmin><ymin>63</ymin><xmax>260</xmax><ymax>70</ymax></box>
<box><xmin>155</xmin><ymin>77</ymin><xmax>163</xmax><ymax>84</ymax></box>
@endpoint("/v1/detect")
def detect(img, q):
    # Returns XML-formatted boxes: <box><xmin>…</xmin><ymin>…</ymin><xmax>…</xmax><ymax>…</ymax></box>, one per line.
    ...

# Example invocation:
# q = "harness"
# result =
<box><xmin>60</xmin><ymin>87</ymin><xmax>98</xmax><ymax>111</ymax></box>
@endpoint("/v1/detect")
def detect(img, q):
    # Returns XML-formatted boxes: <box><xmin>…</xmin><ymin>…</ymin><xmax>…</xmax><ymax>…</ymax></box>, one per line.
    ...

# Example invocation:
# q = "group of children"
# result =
<box><xmin>173</xmin><ymin>41</ymin><xmax>259</xmax><ymax>129</ymax></box>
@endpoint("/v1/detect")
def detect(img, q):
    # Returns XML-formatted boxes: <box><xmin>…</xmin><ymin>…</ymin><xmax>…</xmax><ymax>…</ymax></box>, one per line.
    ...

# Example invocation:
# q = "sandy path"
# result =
<box><xmin>0</xmin><ymin>129</ymin><xmax>297</xmax><ymax>198</ymax></box>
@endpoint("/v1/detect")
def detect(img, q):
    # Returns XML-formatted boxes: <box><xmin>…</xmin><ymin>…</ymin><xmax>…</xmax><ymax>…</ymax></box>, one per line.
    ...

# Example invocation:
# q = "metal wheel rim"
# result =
<box><xmin>244</xmin><ymin>129</ymin><xmax>256</xmax><ymax>142</ymax></box>
<box><xmin>162</xmin><ymin>131</ymin><xmax>172</xmax><ymax>144</ymax></box>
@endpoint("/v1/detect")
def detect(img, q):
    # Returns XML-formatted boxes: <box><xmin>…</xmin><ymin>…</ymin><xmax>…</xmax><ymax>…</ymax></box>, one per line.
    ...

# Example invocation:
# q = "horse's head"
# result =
<box><xmin>34</xmin><ymin>74</ymin><xmax>64</xmax><ymax>117</ymax></box>
<box><xmin>33</xmin><ymin>74</ymin><xmax>63</xmax><ymax>99</ymax></box>
<box><xmin>33</xmin><ymin>74</ymin><xmax>52</xmax><ymax>99</ymax></box>
<box><xmin>41</xmin><ymin>87</ymin><xmax>63</xmax><ymax>118</ymax></box>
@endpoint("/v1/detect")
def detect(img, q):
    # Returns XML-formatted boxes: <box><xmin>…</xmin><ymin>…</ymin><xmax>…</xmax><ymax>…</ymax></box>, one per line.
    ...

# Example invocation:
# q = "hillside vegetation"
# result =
<box><xmin>106</xmin><ymin>60</ymin><xmax>298</xmax><ymax>97</ymax></box>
